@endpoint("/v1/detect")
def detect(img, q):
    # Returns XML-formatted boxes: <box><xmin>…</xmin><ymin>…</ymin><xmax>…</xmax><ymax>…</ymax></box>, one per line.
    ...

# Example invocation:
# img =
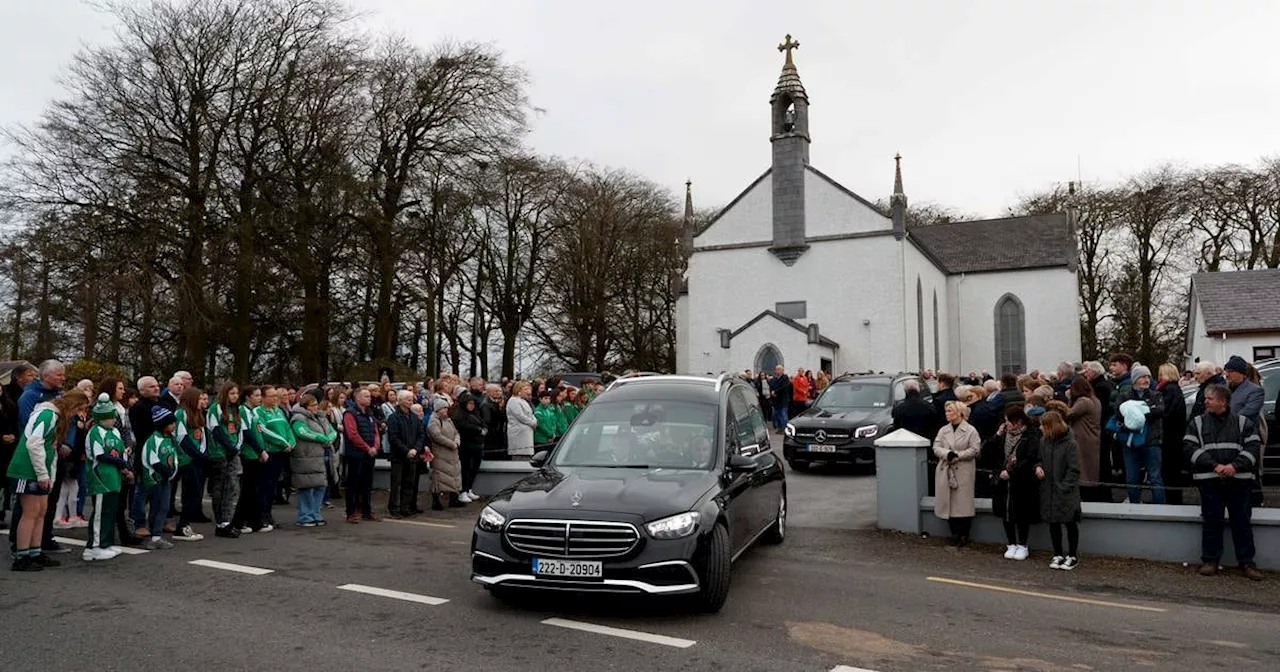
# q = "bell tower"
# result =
<box><xmin>770</xmin><ymin>34</ymin><xmax>810</xmax><ymax>266</ymax></box>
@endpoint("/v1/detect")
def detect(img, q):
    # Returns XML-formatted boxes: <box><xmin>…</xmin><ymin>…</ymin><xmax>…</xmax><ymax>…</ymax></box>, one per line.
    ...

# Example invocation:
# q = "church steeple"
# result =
<box><xmin>681</xmin><ymin>179</ymin><xmax>694</xmax><ymax>256</ymax></box>
<box><xmin>769</xmin><ymin>34</ymin><xmax>810</xmax><ymax>266</ymax></box>
<box><xmin>890</xmin><ymin>153</ymin><xmax>908</xmax><ymax>240</ymax></box>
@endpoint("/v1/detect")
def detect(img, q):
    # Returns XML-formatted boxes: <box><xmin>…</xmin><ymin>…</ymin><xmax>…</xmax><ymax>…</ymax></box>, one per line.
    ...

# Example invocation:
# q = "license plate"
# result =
<box><xmin>807</xmin><ymin>445</ymin><xmax>837</xmax><ymax>453</ymax></box>
<box><xmin>533</xmin><ymin>558</ymin><xmax>603</xmax><ymax>578</ymax></box>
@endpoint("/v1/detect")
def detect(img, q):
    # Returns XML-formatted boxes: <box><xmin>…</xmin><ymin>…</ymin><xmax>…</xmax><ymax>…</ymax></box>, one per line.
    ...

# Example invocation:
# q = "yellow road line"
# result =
<box><xmin>381</xmin><ymin>518</ymin><xmax>458</xmax><ymax>529</ymax></box>
<box><xmin>926</xmin><ymin>576</ymin><xmax>1167</xmax><ymax>613</ymax></box>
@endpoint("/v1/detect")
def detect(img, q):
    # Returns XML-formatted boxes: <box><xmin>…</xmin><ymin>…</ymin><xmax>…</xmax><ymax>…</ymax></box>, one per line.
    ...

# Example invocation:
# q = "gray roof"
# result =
<box><xmin>907</xmin><ymin>214</ymin><xmax>1074</xmax><ymax>274</ymax></box>
<box><xmin>1192</xmin><ymin>269</ymin><xmax>1280</xmax><ymax>333</ymax></box>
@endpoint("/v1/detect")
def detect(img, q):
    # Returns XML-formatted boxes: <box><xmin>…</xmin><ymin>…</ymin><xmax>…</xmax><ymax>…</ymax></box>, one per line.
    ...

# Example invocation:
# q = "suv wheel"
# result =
<box><xmin>787</xmin><ymin>459</ymin><xmax>810</xmax><ymax>472</ymax></box>
<box><xmin>762</xmin><ymin>490</ymin><xmax>786</xmax><ymax>545</ymax></box>
<box><xmin>692</xmin><ymin>523</ymin><xmax>731</xmax><ymax>613</ymax></box>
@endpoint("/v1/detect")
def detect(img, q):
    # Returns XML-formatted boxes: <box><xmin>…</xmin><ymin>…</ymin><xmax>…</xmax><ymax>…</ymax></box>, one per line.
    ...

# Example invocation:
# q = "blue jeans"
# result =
<box><xmin>296</xmin><ymin>486</ymin><xmax>325</xmax><ymax>524</ymax></box>
<box><xmin>132</xmin><ymin>479</ymin><xmax>149</xmax><ymax>529</ymax></box>
<box><xmin>146</xmin><ymin>480</ymin><xmax>172</xmax><ymax>537</ymax></box>
<box><xmin>772</xmin><ymin>404</ymin><xmax>789</xmax><ymax>430</ymax></box>
<box><xmin>76</xmin><ymin>469</ymin><xmax>87</xmax><ymax>517</ymax></box>
<box><xmin>1199</xmin><ymin>478</ymin><xmax>1255</xmax><ymax>565</ymax></box>
<box><xmin>1122</xmin><ymin>444</ymin><xmax>1165</xmax><ymax>504</ymax></box>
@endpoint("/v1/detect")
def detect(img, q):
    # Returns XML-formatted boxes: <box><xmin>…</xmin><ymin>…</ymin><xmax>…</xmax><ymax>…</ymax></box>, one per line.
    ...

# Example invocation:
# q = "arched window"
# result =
<box><xmin>755</xmin><ymin>343</ymin><xmax>784</xmax><ymax>373</ymax></box>
<box><xmin>994</xmin><ymin>294</ymin><xmax>1026</xmax><ymax>375</ymax></box>
<box><xmin>916</xmin><ymin>277</ymin><xmax>924</xmax><ymax>371</ymax></box>
<box><xmin>932</xmin><ymin>289</ymin><xmax>940</xmax><ymax>370</ymax></box>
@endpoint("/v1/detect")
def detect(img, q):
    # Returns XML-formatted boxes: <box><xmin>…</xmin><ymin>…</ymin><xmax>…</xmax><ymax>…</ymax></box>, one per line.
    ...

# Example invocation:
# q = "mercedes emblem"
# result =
<box><xmin>814</xmin><ymin>429</ymin><xmax>827</xmax><ymax>444</ymax></box>
<box><xmin>571</xmin><ymin>490</ymin><xmax>583</xmax><ymax>507</ymax></box>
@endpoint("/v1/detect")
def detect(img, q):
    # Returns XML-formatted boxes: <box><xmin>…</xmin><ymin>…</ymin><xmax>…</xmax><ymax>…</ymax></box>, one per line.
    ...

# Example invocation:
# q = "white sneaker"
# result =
<box><xmin>1003</xmin><ymin>545</ymin><xmax>1017</xmax><ymax>559</ymax></box>
<box><xmin>467</xmin><ymin>490</ymin><xmax>479</xmax><ymax>500</ymax></box>
<box><xmin>258</xmin><ymin>524</ymin><xmax>274</xmax><ymax>533</ymax></box>
<box><xmin>99</xmin><ymin>547</ymin><xmax>122</xmax><ymax>560</ymax></box>
<box><xmin>1060</xmin><ymin>556</ymin><xmax>1079</xmax><ymax>571</ymax></box>
<box><xmin>1013</xmin><ymin>545</ymin><xmax>1029</xmax><ymax>561</ymax></box>
<box><xmin>106</xmin><ymin>546</ymin><xmax>123</xmax><ymax>554</ymax></box>
<box><xmin>174</xmin><ymin>525</ymin><xmax>204</xmax><ymax>541</ymax></box>
<box><xmin>239</xmin><ymin>526</ymin><xmax>254</xmax><ymax>534</ymax></box>
<box><xmin>457</xmin><ymin>492</ymin><xmax>474</xmax><ymax>504</ymax></box>
<box><xmin>82</xmin><ymin>547</ymin><xmax>117</xmax><ymax>562</ymax></box>
<box><xmin>54</xmin><ymin>517</ymin><xmax>73</xmax><ymax>530</ymax></box>
<box><xmin>1049</xmin><ymin>555</ymin><xmax>1064</xmax><ymax>570</ymax></box>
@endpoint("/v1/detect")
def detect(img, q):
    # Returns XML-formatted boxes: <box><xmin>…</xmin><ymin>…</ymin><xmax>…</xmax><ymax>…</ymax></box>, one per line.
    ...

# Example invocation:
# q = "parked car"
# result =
<box><xmin>470</xmin><ymin>373</ymin><xmax>785</xmax><ymax>612</ymax></box>
<box><xmin>783</xmin><ymin>372</ymin><xmax>930</xmax><ymax>472</ymax></box>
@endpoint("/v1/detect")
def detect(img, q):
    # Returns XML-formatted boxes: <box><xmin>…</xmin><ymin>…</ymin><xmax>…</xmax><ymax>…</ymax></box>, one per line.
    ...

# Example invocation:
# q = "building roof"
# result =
<box><xmin>730</xmin><ymin>310</ymin><xmax>840</xmax><ymax>349</ymax></box>
<box><xmin>907</xmin><ymin>214</ymin><xmax>1074</xmax><ymax>274</ymax></box>
<box><xmin>1192</xmin><ymin>269</ymin><xmax>1280</xmax><ymax>334</ymax></box>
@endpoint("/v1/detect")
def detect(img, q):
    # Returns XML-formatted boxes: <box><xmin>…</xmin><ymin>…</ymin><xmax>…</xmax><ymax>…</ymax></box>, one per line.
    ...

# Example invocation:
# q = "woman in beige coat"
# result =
<box><xmin>427</xmin><ymin>396</ymin><xmax>464</xmax><ymax>510</ymax></box>
<box><xmin>933</xmin><ymin>400</ymin><xmax>982</xmax><ymax>547</ymax></box>
<box><xmin>1064</xmin><ymin>377</ymin><xmax>1102</xmax><ymax>501</ymax></box>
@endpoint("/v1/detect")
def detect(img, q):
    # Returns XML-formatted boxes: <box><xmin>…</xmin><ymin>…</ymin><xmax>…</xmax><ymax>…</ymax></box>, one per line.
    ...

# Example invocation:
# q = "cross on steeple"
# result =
<box><xmin>777</xmin><ymin>34</ymin><xmax>800</xmax><ymax>66</ymax></box>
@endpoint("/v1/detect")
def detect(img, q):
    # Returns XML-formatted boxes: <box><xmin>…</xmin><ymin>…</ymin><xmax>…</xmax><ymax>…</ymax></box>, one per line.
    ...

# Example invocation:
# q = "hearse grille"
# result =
<box><xmin>505</xmin><ymin>520</ymin><xmax>640</xmax><ymax>558</ymax></box>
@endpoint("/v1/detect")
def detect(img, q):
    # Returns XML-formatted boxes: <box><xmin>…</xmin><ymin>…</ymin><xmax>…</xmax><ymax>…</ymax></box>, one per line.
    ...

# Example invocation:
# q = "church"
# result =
<box><xmin>674</xmin><ymin>36</ymin><xmax>1081</xmax><ymax>377</ymax></box>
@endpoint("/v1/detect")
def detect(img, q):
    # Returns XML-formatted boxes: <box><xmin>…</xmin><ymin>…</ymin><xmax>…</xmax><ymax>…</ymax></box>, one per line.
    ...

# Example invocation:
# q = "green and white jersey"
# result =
<box><xmin>6</xmin><ymin>402</ymin><xmax>59</xmax><ymax>482</ymax></box>
<box><xmin>206</xmin><ymin>403</ymin><xmax>242</xmax><ymax>459</ymax></box>
<box><xmin>174</xmin><ymin>408</ymin><xmax>207</xmax><ymax>468</ymax></box>
<box><xmin>241</xmin><ymin>404</ymin><xmax>265</xmax><ymax>460</ymax></box>
<box><xmin>86</xmin><ymin>425</ymin><xmax>126</xmax><ymax>495</ymax></box>
<box><xmin>140</xmin><ymin>432</ymin><xmax>178</xmax><ymax>490</ymax></box>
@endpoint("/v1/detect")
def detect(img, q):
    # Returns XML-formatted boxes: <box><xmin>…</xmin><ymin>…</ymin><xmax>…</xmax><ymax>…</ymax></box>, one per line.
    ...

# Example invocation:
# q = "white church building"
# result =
<box><xmin>675</xmin><ymin>36</ymin><xmax>1081</xmax><ymax>377</ymax></box>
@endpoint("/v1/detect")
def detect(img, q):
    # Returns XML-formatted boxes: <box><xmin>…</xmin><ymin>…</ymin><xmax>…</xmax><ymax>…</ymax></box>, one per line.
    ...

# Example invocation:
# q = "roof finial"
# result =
<box><xmin>892</xmin><ymin>153</ymin><xmax>904</xmax><ymax>197</ymax></box>
<box><xmin>684</xmin><ymin>179</ymin><xmax>694</xmax><ymax>221</ymax></box>
<box><xmin>778</xmin><ymin>34</ymin><xmax>800</xmax><ymax>67</ymax></box>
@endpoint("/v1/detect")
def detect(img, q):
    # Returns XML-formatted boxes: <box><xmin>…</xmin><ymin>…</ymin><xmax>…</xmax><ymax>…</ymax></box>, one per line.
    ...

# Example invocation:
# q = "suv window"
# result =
<box><xmin>892</xmin><ymin>377</ymin><xmax>930</xmax><ymax>403</ymax></box>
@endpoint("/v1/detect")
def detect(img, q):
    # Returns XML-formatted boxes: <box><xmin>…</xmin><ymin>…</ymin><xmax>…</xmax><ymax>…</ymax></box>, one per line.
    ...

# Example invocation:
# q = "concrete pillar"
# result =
<box><xmin>874</xmin><ymin>429</ymin><xmax>931</xmax><ymax>534</ymax></box>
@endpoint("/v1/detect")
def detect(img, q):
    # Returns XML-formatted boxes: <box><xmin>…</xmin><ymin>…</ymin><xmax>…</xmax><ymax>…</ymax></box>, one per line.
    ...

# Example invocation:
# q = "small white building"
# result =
<box><xmin>674</xmin><ymin>37</ymin><xmax>1081</xmax><ymax>376</ymax></box>
<box><xmin>1185</xmin><ymin>269</ymin><xmax>1280</xmax><ymax>368</ymax></box>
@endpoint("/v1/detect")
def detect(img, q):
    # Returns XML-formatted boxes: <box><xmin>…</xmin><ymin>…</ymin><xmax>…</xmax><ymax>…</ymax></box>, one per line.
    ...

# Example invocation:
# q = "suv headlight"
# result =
<box><xmin>477</xmin><ymin>505</ymin><xmax>506</xmax><ymax>532</ymax></box>
<box><xmin>855</xmin><ymin>425</ymin><xmax>878</xmax><ymax>439</ymax></box>
<box><xmin>784</xmin><ymin>422</ymin><xmax>796</xmax><ymax>437</ymax></box>
<box><xmin>645</xmin><ymin>512</ymin><xmax>701</xmax><ymax>539</ymax></box>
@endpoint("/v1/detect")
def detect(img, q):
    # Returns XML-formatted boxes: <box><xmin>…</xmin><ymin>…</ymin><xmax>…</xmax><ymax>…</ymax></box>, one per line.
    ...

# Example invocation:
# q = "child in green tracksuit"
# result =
<box><xmin>533</xmin><ymin>391</ymin><xmax>557</xmax><ymax>446</ymax></box>
<box><xmin>254</xmin><ymin>387</ymin><xmax>295</xmax><ymax>529</ymax></box>
<box><xmin>85</xmin><ymin>393</ymin><xmax>129</xmax><ymax>562</ymax></box>
<box><xmin>139</xmin><ymin>406</ymin><xmax>179</xmax><ymax>550</ymax></box>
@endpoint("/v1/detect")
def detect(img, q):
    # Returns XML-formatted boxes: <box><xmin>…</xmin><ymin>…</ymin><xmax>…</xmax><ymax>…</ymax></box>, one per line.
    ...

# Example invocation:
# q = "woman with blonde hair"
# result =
<box><xmin>1037</xmin><ymin>409</ymin><xmax>1082</xmax><ymax>570</ymax></box>
<box><xmin>933</xmin><ymin>400</ymin><xmax>981</xmax><ymax>547</ymax></box>
<box><xmin>1156</xmin><ymin>363</ymin><xmax>1187</xmax><ymax>503</ymax></box>
<box><xmin>505</xmin><ymin>381</ymin><xmax>537</xmax><ymax>459</ymax></box>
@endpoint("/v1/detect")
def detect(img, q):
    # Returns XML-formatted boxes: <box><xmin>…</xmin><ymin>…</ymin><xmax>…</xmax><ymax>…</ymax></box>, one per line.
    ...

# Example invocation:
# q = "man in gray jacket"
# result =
<box><xmin>1224</xmin><ymin>356</ymin><xmax>1265</xmax><ymax>423</ymax></box>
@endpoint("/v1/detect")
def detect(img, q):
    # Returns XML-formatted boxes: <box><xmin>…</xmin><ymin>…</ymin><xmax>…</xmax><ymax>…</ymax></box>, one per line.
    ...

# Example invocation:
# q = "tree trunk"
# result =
<box><xmin>319</xmin><ymin>272</ymin><xmax>333</xmax><ymax>380</ymax></box>
<box><xmin>10</xmin><ymin>253</ymin><xmax>24</xmax><ymax>360</ymax></box>
<box><xmin>371</xmin><ymin>230</ymin><xmax>397</xmax><ymax>359</ymax></box>
<box><xmin>82</xmin><ymin>274</ymin><xmax>100</xmax><ymax>361</ymax></box>
<box><xmin>358</xmin><ymin>283</ymin><xmax>373</xmax><ymax>362</ymax></box>
<box><xmin>34</xmin><ymin>256</ymin><xmax>52</xmax><ymax>358</ymax></box>
<box><xmin>139</xmin><ymin>277</ymin><xmax>155</xmax><ymax>374</ymax></box>
<box><xmin>299</xmin><ymin>279</ymin><xmax>325</xmax><ymax>383</ymax></box>
<box><xmin>409</xmin><ymin>317</ymin><xmax>422</xmax><ymax>371</ymax></box>
<box><xmin>230</xmin><ymin>210</ymin><xmax>255</xmax><ymax>382</ymax></box>
<box><xmin>108</xmin><ymin>290</ymin><xmax>123</xmax><ymax>363</ymax></box>
<box><xmin>501</xmin><ymin>324</ymin><xmax>517</xmax><ymax>380</ymax></box>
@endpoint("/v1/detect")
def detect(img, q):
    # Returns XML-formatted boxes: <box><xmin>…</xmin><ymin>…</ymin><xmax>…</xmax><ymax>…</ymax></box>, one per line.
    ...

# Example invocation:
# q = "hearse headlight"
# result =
<box><xmin>645</xmin><ymin>512</ymin><xmax>701</xmax><ymax>539</ymax></box>
<box><xmin>478</xmin><ymin>505</ymin><xmax>506</xmax><ymax>532</ymax></box>
<box><xmin>855</xmin><ymin>425</ymin><xmax>878</xmax><ymax>439</ymax></box>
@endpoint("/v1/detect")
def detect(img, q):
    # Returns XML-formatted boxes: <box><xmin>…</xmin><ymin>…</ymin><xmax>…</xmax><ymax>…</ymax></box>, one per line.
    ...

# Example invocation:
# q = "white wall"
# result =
<box><xmin>682</xmin><ymin>235</ymin><xmax>905</xmax><ymax>375</ymax></box>
<box><xmin>947</xmin><ymin>268</ymin><xmax>1081</xmax><ymax>375</ymax></box>
<box><xmin>1186</xmin><ymin>294</ymin><xmax>1280</xmax><ymax>367</ymax></box>
<box><xmin>902</xmin><ymin>239</ymin><xmax>949</xmax><ymax>372</ymax></box>
<box><xmin>694</xmin><ymin>172</ymin><xmax>772</xmax><ymax>247</ymax></box>
<box><xmin>675</xmin><ymin>294</ymin><xmax>690</xmax><ymax>374</ymax></box>
<box><xmin>804</xmin><ymin>169</ymin><xmax>892</xmax><ymax>238</ymax></box>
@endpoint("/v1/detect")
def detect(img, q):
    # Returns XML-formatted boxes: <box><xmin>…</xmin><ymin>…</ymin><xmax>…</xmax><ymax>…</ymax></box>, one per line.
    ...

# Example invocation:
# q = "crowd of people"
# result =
<box><xmin>1</xmin><ymin>359</ymin><xmax>604</xmax><ymax>571</ymax></box>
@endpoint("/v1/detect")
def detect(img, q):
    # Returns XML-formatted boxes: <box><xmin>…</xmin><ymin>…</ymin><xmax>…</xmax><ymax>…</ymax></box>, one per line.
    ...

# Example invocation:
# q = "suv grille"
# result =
<box><xmin>794</xmin><ymin>428</ymin><xmax>852</xmax><ymax>442</ymax></box>
<box><xmin>505</xmin><ymin>520</ymin><xmax>640</xmax><ymax>558</ymax></box>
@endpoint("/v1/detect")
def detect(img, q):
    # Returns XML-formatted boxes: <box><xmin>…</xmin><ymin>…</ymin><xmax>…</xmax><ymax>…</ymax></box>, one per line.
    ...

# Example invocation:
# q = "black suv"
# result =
<box><xmin>783</xmin><ymin>372</ymin><xmax>931</xmax><ymax>471</ymax></box>
<box><xmin>470</xmin><ymin>373</ymin><xmax>786</xmax><ymax>612</ymax></box>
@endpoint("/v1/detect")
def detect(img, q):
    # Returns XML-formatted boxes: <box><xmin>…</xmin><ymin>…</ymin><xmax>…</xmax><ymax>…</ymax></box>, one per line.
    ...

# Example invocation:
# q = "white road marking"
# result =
<box><xmin>54</xmin><ymin>536</ymin><xmax>149</xmax><ymax>555</ymax></box>
<box><xmin>926</xmin><ymin>576</ymin><xmax>1167</xmax><ymax>613</ymax></box>
<box><xmin>336</xmin><ymin>583</ymin><xmax>449</xmax><ymax>606</ymax></box>
<box><xmin>189</xmin><ymin>559</ymin><xmax>275</xmax><ymax>575</ymax></box>
<box><xmin>831</xmin><ymin>666</ymin><xmax>881</xmax><ymax>672</ymax></box>
<box><xmin>381</xmin><ymin>518</ymin><xmax>457</xmax><ymax>529</ymax></box>
<box><xmin>541</xmin><ymin>618</ymin><xmax>696</xmax><ymax>649</ymax></box>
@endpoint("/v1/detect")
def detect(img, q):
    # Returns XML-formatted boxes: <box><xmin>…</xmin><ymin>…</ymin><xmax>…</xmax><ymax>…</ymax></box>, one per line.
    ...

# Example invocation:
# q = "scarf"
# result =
<box><xmin>1003</xmin><ymin>426</ymin><xmax>1024</xmax><ymax>462</ymax></box>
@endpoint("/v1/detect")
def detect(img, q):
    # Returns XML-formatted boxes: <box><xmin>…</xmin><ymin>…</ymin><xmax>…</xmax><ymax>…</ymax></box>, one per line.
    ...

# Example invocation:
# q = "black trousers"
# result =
<box><xmin>1003</xmin><ymin>521</ymin><xmax>1030</xmax><ymax>545</ymax></box>
<box><xmin>1049</xmin><ymin>522</ymin><xmax>1080</xmax><ymax>557</ymax></box>
<box><xmin>344</xmin><ymin>455</ymin><xmax>374</xmax><ymax>517</ymax></box>
<box><xmin>234</xmin><ymin>457</ymin><xmax>264</xmax><ymax>529</ymax></box>
<box><xmin>947</xmin><ymin>516</ymin><xmax>973</xmax><ymax>539</ymax></box>
<box><xmin>116</xmin><ymin>481</ymin><xmax>136</xmax><ymax>541</ymax></box>
<box><xmin>388</xmin><ymin>460</ymin><xmax>417</xmax><ymax>514</ymax></box>
<box><xmin>461</xmin><ymin>444</ymin><xmax>483</xmax><ymax>493</ymax></box>
<box><xmin>177</xmin><ymin>462</ymin><xmax>203</xmax><ymax>527</ymax></box>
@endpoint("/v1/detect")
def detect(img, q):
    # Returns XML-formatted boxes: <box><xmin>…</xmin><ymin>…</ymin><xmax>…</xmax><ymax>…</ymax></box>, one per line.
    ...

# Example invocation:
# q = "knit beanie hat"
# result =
<box><xmin>1130</xmin><ymin>364</ymin><xmax>1152</xmax><ymax>382</ymax></box>
<box><xmin>92</xmin><ymin>392</ymin><xmax>116</xmax><ymax>420</ymax></box>
<box><xmin>432</xmin><ymin>395</ymin><xmax>450</xmax><ymax>412</ymax></box>
<box><xmin>151</xmin><ymin>405</ymin><xmax>176</xmax><ymax>429</ymax></box>
<box><xmin>1224</xmin><ymin>355</ymin><xmax>1249</xmax><ymax>375</ymax></box>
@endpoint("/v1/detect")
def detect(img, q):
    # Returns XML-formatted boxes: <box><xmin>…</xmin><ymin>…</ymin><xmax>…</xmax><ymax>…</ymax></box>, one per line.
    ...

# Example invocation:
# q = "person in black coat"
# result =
<box><xmin>1156</xmin><ymin>365</ymin><xmax>1189</xmax><ymax>504</ymax></box>
<box><xmin>452</xmin><ymin>396</ymin><xmax>487</xmax><ymax>501</ymax></box>
<box><xmin>480</xmin><ymin>384</ymin><xmax>507</xmax><ymax>460</ymax></box>
<box><xmin>932</xmin><ymin>374</ymin><xmax>958</xmax><ymax>418</ymax></box>
<box><xmin>0</xmin><ymin>363</ymin><xmax>36</xmax><ymax>529</ymax></box>
<box><xmin>768</xmin><ymin>366</ymin><xmax>793</xmax><ymax>430</ymax></box>
<box><xmin>1188</xmin><ymin>362</ymin><xmax>1225</xmax><ymax>421</ymax></box>
<box><xmin>893</xmin><ymin>382</ymin><xmax>941</xmax><ymax>441</ymax></box>
<box><xmin>981</xmin><ymin>404</ymin><xmax>1041</xmax><ymax>560</ymax></box>
<box><xmin>385</xmin><ymin>391</ymin><xmax>425</xmax><ymax>517</ymax></box>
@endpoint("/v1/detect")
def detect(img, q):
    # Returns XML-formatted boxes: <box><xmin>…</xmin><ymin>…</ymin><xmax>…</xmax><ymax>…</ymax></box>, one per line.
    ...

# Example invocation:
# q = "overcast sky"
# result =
<box><xmin>3</xmin><ymin>0</ymin><xmax>1279</xmax><ymax>217</ymax></box>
